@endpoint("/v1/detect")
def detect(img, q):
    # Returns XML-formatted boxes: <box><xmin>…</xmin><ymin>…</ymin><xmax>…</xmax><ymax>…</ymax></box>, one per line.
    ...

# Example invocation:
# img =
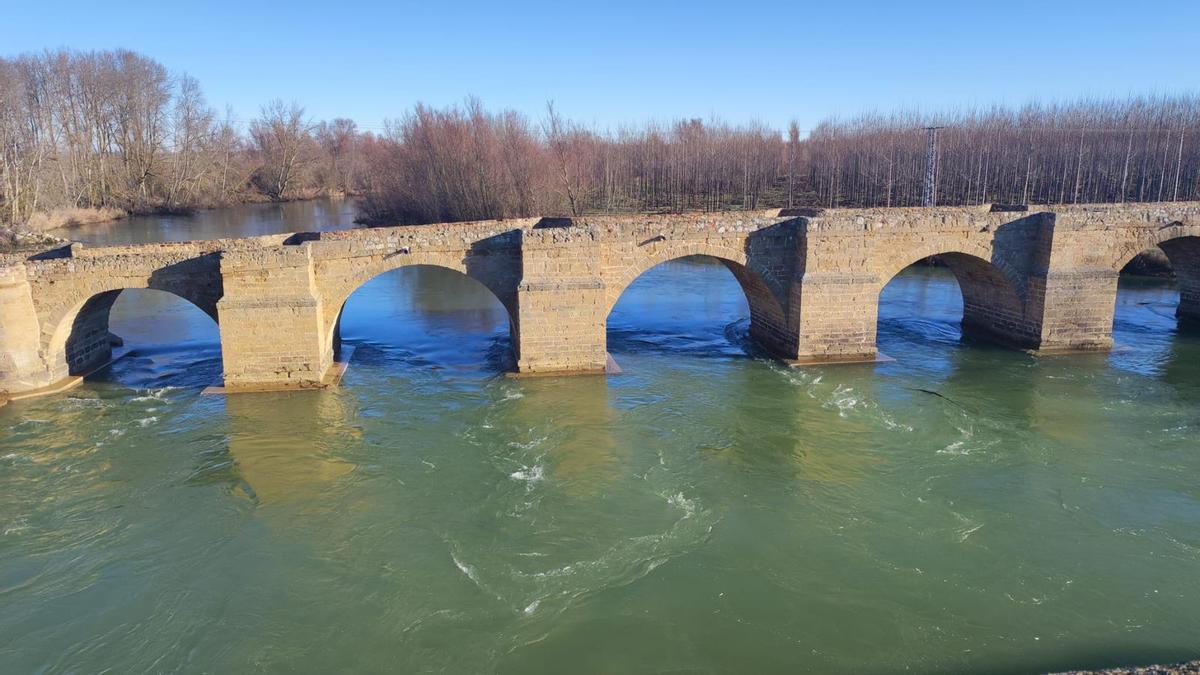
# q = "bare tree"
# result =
<box><xmin>543</xmin><ymin>101</ymin><xmax>582</xmax><ymax>217</ymax></box>
<box><xmin>315</xmin><ymin>117</ymin><xmax>360</xmax><ymax>195</ymax></box>
<box><xmin>250</xmin><ymin>100</ymin><xmax>314</xmax><ymax>200</ymax></box>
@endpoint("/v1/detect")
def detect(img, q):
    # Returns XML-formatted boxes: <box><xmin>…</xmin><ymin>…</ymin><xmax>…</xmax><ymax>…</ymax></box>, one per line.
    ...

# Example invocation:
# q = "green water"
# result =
<box><xmin>2</xmin><ymin>207</ymin><xmax>1199</xmax><ymax>673</ymax></box>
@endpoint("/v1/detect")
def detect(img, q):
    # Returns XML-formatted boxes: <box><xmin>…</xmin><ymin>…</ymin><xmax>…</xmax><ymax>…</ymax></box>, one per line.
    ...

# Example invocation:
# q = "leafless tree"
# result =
<box><xmin>249</xmin><ymin>100</ymin><xmax>315</xmax><ymax>200</ymax></box>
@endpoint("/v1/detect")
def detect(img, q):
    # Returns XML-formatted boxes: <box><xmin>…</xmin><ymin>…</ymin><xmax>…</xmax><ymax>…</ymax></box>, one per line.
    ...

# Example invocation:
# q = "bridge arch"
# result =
<box><xmin>43</xmin><ymin>287</ymin><xmax>220</xmax><ymax>383</ymax></box>
<box><xmin>605</xmin><ymin>244</ymin><xmax>789</xmax><ymax>357</ymax></box>
<box><xmin>605</xmin><ymin>240</ymin><xmax>787</xmax><ymax>315</ymax></box>
<box><xmin>323</xmin><ymin>259</ymin><xmax>518</xmax><ymax>366</ymax></box>
<box><xmin>1110</xmin><ymin>223</ymin><xmax>1200</xmax><ymax>327</ymax></box>
<box><xmin>319</xmin><ymin>251</ymin><xmax>518</xmax><ymax>341</ymax></box>
<box><xmin>876</xmin><ymin>239</ymin><xmax>1027</xmax><ymax>302</ymax></box>
<box><xmin>876</xmin><ymin>249</ymin><xmax>1033</xmax><ymax>348</ymax></box>
<box><xmin>1109</xmin><ymin>222</ymin><xmax>1200</xmax><ymax>274</ymax></box>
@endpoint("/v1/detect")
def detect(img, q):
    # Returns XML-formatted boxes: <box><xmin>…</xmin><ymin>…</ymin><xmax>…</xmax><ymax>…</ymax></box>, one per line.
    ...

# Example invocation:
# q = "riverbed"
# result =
<box><xmin>2</xmin><ymin>200</ymin><xmax>1198</xmax><ymax>673</ymax></box>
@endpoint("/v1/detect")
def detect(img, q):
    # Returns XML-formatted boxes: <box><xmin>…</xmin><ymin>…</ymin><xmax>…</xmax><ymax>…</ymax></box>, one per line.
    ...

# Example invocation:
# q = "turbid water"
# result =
<box><xmin>2</xmin><ymin>201</ymin><xmax>1198</xmax><ymax>673</ymax></box>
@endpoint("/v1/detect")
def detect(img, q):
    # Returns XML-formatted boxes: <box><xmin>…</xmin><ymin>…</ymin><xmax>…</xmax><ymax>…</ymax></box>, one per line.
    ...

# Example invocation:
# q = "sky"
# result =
<box><xmin>2</xmin><ymin>0</ymin><xmax>1197</xmax><ymax>135</ymax></box>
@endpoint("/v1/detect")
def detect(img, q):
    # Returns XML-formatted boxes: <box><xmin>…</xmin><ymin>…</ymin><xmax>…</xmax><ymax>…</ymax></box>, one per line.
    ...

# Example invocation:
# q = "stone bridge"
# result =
<box><xmin>2</xmin><ymin>202</ymin><xmax>1199</xmax><ymax>399</ymax></box>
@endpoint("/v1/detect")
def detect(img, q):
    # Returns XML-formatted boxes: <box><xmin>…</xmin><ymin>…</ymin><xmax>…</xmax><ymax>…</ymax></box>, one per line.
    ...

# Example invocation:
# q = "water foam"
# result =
<box><xmin>510</xmin><ymin>465</ymin><xmax>545</xmax><ymax>483</ymax></box>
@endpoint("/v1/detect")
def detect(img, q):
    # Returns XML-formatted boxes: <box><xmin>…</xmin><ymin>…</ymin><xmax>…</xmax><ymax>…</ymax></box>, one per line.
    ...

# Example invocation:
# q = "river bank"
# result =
<box><xmin>24</xmin><ymin>206</ymin><xmax>128</xmax><ymax>232</ymax></box>
<box><xmin>1</xmin><ymin>207</ymin><xmax>122</xmax><ymax>252</ymax></box>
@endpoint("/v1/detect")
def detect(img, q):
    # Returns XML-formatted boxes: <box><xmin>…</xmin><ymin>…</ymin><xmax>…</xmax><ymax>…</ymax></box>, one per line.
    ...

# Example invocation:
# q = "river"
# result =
<box><xmin>2</xmin><ymin>200</ymin><xmax>1198</xmax><ymax>673</ymax></box>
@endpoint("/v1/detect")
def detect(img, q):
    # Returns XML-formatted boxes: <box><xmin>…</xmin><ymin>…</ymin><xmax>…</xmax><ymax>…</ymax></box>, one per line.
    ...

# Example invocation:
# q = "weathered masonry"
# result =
<box><xmin>2</xmin><ymin>202</ymin><xmax>1199</xmax><ymax>398</ymax></box>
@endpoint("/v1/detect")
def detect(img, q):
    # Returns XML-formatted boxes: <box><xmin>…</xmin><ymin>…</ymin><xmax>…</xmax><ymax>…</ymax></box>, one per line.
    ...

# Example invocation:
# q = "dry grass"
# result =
<box><xmin>24</xmin><ymin>207</ymin><xmax>127</xmax><ymax>232</ymax></box>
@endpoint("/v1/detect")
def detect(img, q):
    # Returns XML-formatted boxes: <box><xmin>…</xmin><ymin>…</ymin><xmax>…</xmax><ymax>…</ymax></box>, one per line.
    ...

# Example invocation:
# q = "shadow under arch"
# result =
<box><xmin>605</xmin><ymin>254</ymin><xmax>788</xmax><ymax>359</ymax></box>
<box><xmin>877</xmin><ymin>251</ymin><xmax>1033</xmax><ymax>350</ymax></box>
<box><xmin>45</xmin><ymin>287</ymin><xmax>221</xmax><ymax>383</ymax></box>
<box><xmin>330</xmin><ymin>264</ymin><xmax>517</xmax><ymax>370</ymax></box>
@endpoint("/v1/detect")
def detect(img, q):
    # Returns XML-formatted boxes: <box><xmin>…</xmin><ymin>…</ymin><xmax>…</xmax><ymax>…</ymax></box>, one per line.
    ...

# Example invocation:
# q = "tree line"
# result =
<box><xmin>805</xmin><ymin>97</ymin><xmax>1200</xmax><ymax>208</ymax></box>
<box><xmin>3</xmin><ymin>48</ymin><xmax>1198</xmax><ymax>233</ymax></box>
<box><xmin>357</xmin><ymin>95</ymin><xmax>1200</xmax><ymax>224</ymax></box>
<box><xmin>356</xmin><ymin>101</ymin><xmax>789</xmax><ymax>224</ymax></box>
<box><xmin>0</xmin><ymin>48</ymin><xmax>364</xmax><ymax>228</ymax></box>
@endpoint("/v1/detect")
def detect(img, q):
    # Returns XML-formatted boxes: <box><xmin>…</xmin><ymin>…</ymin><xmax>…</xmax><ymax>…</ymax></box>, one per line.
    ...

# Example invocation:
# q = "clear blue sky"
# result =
<box><xmin>2</xmin><ymin>0</ymin><xmax>1196</xmax><ymax>134</ymax></box>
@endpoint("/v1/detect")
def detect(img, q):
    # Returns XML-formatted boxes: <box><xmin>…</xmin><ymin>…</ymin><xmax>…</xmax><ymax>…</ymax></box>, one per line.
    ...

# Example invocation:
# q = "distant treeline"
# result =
<box><xmin>356</xmin><ymin>101</ymin><xmax>785</xmax><ymax>224</ymax></box>
<box><xmin>806</xmin><ymin>99</ymin><xmax>1200</xmax><ymax>208</ymax></box>
<box><xmin>3</xmin><ymin>48</ymin><xmax>1198</xmax><ymax>232</ymax></box>
<box><xmin>361</xmin><ymin>96</ymin><xmax>1200</xmax><ymax>224</ymax></box>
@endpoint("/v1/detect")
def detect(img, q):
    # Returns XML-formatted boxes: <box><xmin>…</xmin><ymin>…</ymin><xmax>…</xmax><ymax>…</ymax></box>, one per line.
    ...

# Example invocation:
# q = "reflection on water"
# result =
<box><xmin>3</xmin><ymin>228</ymin><xmax>1200</xmax><ymax>672</ymax></box>
<box><xmin>222</xmin><ymin>392</ymin><xmax>360</xmax><ymax>506</ymax></box>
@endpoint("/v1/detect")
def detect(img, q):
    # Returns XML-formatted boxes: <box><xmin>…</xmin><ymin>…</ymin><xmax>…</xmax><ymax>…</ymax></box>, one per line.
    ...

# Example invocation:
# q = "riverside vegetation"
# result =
<box><xmin>0</xmin><ymin>49</ymin><xmax>362</xmax><ymax>247</ymax></box>
<box><xmin>2</xmin><ymin>47</ymin><xmax>1199</xmax><ymax>249</ymax></box>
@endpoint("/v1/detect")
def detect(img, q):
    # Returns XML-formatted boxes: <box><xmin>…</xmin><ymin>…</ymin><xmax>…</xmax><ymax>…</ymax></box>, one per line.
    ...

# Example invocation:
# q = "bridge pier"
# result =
<box><xmin>218</xmin><ymin>246</ymin><xmax>335</xmax><ymax>391</ymax></box>
<box><xmin>56</xmin><ymin>291</ymin><xmax>125</xmax><ymax>379</ymax></box>
<box><xmin>1026</xmin><ymin>268</ymin><xmax>1119</xmax><ymax>352</ymax></box>
<box><xmin>1180</xmin><ymin>285</ymin><xmax>1200</xmax><ymax>325</ymax></box>
<box><xmin>790</xmin><ymin>272</ymin><xmax>880</xmax><ymax>363</ymax></box>
<box><xmin>1029</xmin><ymin>216</ymin><xmax>1194</xmax><ymax>351</ymax></box>
<box><xmin>515</xmin><ymin>225</ymin><xmax>608</xmax><ymax>375</ymax></box>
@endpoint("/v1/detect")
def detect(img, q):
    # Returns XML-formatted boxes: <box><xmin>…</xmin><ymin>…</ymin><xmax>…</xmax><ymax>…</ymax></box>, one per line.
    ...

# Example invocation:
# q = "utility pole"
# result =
<box><xmin>923</xmin><ymin>126</ymin><xmax>944</xmax><ymax>206</ymax></box>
